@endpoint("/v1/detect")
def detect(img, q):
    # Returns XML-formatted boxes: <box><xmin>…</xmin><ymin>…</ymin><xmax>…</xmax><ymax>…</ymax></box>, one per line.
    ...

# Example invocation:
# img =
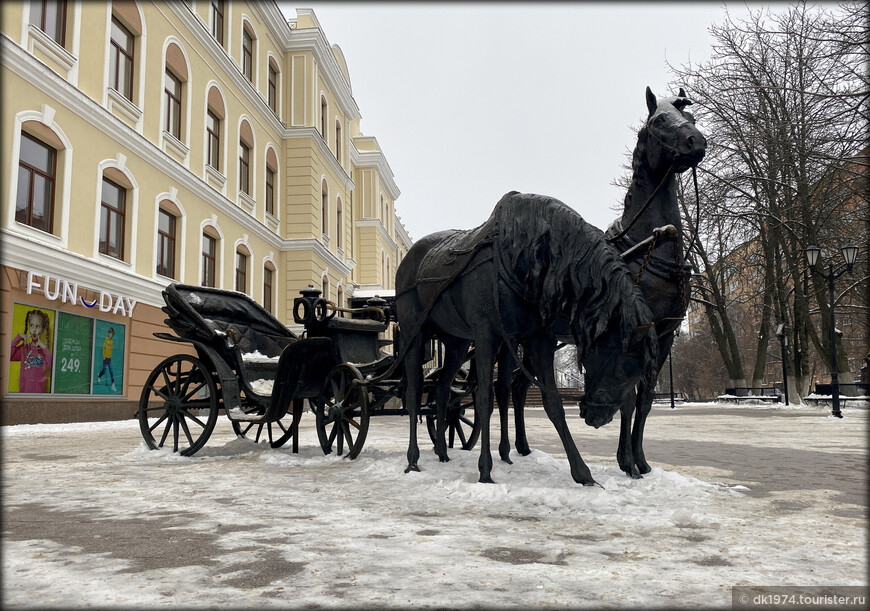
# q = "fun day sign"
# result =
<box><xmin>24</xmin><ymin>271</ymin><xmax>138</xmax><ymax>317</ymax></box>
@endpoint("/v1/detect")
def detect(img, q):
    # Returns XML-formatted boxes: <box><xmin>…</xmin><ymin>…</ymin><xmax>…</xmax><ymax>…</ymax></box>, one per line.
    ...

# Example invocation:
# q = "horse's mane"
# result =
<box><xmin>492</xmin><ymin>192</ymin><xmax>659</xmax><ymax>397</ymax></box>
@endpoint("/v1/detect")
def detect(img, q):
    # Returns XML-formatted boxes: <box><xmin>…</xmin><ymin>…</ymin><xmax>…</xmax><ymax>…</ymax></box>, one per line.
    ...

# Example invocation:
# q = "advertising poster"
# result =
<box><xmin>92</xmin><ymin>320</ymin><xmax>125</xmax><ymax>395</ymax></box>
<box><xmin>54</xmin><ymin>312</ymin><xmax>94</xmax><ymax>394</ymax></box>
<box><xmin>8</xmin><ymin>303</ymin><xmax>56</xmax><ymax>393</ymax></box>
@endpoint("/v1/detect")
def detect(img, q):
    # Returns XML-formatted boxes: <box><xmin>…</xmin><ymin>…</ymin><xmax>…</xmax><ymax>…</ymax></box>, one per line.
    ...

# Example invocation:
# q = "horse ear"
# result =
<box><xmin>645</xmin><ymin>86</ymin><xmax>657</xmax><ymax>115</ymax></box>
<box><xmin>678</xmin><ymin>87</ymin><xmax>687</xmax><ymax>98</ymax></box>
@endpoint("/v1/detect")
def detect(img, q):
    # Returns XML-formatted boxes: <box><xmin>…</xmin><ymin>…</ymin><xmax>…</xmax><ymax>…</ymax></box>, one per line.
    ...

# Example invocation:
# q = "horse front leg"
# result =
<box><xmin>511</xmin><ymin>353</ymin><xmax>533</xmax><ymax>456</ymax></box>
<box><xmin>494</xmin><ymin>346</ymin><xmax>513</xmax><ymax>464</ymax></box>
<box><xmin>617</xmin><ymin>390</ymin><xmax>642</xmax><ymax>478</ymax></box>
<box><xmin>526</xmin><ymin>339</ymin><xmax>596</xmax><ymax>486</ymax></box>
<box><xmin>403</xmin><ymin>334</ymin><xmax>425</xmax><ymax>473</ymax></box>
<box><xmin>631</xmin><ymin>389</ymin><xmax>653</xmax><ymax>475</ymax></box>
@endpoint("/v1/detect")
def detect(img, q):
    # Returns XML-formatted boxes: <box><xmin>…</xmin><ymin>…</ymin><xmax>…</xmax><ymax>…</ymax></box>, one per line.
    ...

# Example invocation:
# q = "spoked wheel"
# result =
<box><xmin>314</xmin><ymin>364</ymin><xmax>370</xmax><ymax>459</ymax></box>
<box><xmin>426</xmin><ymin>367</ymin><xmax>480</xmax><ymax>450</ymax></box>
<box><xmin>138</xmin><ymin>355</ymin><xmax>219</xmax><ymax>456</ymax></box>
<box><xmin>231</xmin><ymin>411</ymin><xmax>298</xmax><ymax>448</ymax></box>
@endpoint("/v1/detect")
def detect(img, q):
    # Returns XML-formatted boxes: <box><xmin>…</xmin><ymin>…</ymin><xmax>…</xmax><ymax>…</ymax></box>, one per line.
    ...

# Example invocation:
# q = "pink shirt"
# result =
<box><xmin>10</xmin><ymin>340</ymin><xmax>52</xmax><ymax>393</ymax></box>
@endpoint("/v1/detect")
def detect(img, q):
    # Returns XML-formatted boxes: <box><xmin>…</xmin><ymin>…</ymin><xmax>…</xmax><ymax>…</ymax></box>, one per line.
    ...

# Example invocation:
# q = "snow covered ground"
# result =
<box><xmin>2</xmin><ymin>403</ymin><xmax>867</xmax><ymax>608</ymax></box>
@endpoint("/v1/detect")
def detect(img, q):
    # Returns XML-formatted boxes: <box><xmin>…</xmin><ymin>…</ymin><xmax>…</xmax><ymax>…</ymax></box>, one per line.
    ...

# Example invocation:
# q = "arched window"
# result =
<box><xmin>235</xmin><ymin>246</ymin><xmax>249</xmax><ymax>294</ymax></box>
<box><xmin>267</xmin><ymin>58</ymin><xmax>279</xmax><ymax>113</ymax></box>
<box><xmin>206</xmin><ymin>86</ymin><xmax>226</xmax><ymax>173</ymax></box>
<box><xmin>163</xmin><ymin>42</ymin><xmax>189</xmax><ymax>142</ymax></box>
<box><xmin>16</xmin><ymin>132</ymin><xmax>57</xmax><ymax>234</ymax></box>
<box><xmin>337</xmin><ymin>285</ymin><xmax>344</xmax><ymax>313</ymax></box>
<box><xmin>156</xmin><ymin>205</ymin><xmax>177</xmax><ymax>278</ymax></box>
<box><xmin>336</xmin><ymin>197</ymin><xmax>343</xmax><ymax>249</ymax></box>
<box><xmin>335</xmin><ymin>120</ymin><xmax>342</xmax><ymax>162</ymax></box>
<box><xmin>239</xmin><ymin>120</ymin><xmax>254</xmax><ymax>196</ymax></box>
<box><xmin>265</xmin><ymin>147</ymin><xmax>278</xmax><ymax>217</ymax></box>
<box><xmin>321</xmin><ymin>178</ymin><xmax>328</xmax><ymax>237</ymax></box>
<box><xmin>210</xmin><ymin>0</ymin><xmax>225</xmax><ymax>47</ymax></box>
<box><xmin>202</xmin><ymin>229</ymin><xmax>218</xmax><ymax>287</ymax></box>
<box><xmin>320</xmin><ymin>95</ymin><xmax>328</xmax><ymax>139</ymax></box>
<box><xmin>99</xmin><ymin>176</ymin><xmax>127</xmax><ymax>260</ymax></box>
<box><xmin>321</xmin><ymin>275</ymin><xmax>329</xmax><ymax>300</ymax></box>
<box><xmin>263</xmin><ymin>262</ymin><xmax>275</xmax><ymax>313</ymax></box>
<box><xmin>30</xmin><ymin>0</ymin><xmax>68</xmax><ymax>46</ymax></box>
<box><xmin>241</xmin><ymin>24</ymin><xmax>255</xmax><ymax>83</ymax></box>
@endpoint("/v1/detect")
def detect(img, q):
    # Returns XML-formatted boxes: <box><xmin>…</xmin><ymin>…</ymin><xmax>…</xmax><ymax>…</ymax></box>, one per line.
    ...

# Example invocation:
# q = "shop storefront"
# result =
<box><xmin>2</xmin><ymin>266</ymin><xmax>177</xmax><ymax>425</ymax></box>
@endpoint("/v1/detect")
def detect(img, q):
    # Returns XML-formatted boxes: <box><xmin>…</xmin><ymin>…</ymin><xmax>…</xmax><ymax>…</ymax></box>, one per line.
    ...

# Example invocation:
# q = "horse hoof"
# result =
<box><xmin>517</xmin><ymin>447</ymin><xmax>532</xmax><ymax>457</ymax></box>
<box><xmin>404</xmin><ymin>464</ymin><xmax>420</xmax><ymax>474</ymax></box>
<box><xmin>630</xmin><ymin>471</ymin><xmax>644</xmax><ymax>480</ymax></box>
<box><xmin>500</xmin><ymin>456</ymin><xmax>513</xmax><ymax>465</ymax></box>
<box><xmin>438</xmin><ymin>456</ymin><xmax>450</xmax><ymax>463</ymax></box>
<box><xmin>636</xmin><ymin>462</ymin><xmax>652</xmax><ymax>475</ymax></box>
<box><xmin>479</xmin><ymin>475</ymin><xmax>495</xmax><ymax>484</ymax></box>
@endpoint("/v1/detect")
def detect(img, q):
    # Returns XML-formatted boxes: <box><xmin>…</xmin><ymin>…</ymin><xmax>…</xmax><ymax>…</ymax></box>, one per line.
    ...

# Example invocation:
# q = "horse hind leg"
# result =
<box><xmin>403</xmin><ymin>333</ymin><xmax>426</xmax><ymax>473</ymax></box>
<box><xmin>433</xmin><ymin>337</ymin><xmax>470</xmax><ymax>463</ymax></box>
<box><xmin>495</xmin><ymin>345</ymin><xmax>513</xmax><ymax>464</ymax></box>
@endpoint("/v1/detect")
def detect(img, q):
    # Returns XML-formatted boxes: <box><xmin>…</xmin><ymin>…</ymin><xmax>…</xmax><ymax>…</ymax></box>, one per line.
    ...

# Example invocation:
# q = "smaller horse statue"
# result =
<box><xmin>498</xmin><ymin>86</ymin><xmax>708</xmax><ymax>478</ymax></box>
<box><xmin>396</xmin><ymin>193</ymin><xmax>659</xmax><ymax>485</ymax></box>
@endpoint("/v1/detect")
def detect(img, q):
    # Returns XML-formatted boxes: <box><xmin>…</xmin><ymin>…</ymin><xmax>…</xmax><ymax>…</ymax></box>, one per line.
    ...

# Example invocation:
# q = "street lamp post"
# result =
<box><xmin>669</xmin><ymin>329</ymin><xmax>680</xmax><ymax>409</ymax></box>
<box><xmin>804</xmin><ymin>243</ymin><xmax>859</xmax><ymax>418</ymax></box>
<box><xmin>775</xmin><ymin>323</ymin><xmax>791</xmax><ymax>406</ymax></box>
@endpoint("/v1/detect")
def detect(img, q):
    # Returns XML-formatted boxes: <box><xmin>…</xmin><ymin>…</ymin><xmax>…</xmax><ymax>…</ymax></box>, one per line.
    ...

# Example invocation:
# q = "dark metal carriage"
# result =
<box><xmin>137</xmin><ymin>283</ymin><xmax>478</xmax><ymax>458</ymax></box>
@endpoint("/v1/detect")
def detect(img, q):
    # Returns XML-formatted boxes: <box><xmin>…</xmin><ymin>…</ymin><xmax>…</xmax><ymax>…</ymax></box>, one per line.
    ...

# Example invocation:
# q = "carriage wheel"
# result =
<box><xmin>231</xmin><ymin>409</ymin><xmax>299</xmax><ymax>448</ymax></box>
<box><xmin>138</xmin><ymin>355</ymin><xmax>219</xmax><ymax>456</ymax></box>
<box><xmin>314</xmin><ymin>364</ymin><xmax>370</xmax><ymax>459</ymax></box>
<box><xmin>426</xmin><ymin>368</ymin><xmax>480</xmax><ymax>450</ymax></box>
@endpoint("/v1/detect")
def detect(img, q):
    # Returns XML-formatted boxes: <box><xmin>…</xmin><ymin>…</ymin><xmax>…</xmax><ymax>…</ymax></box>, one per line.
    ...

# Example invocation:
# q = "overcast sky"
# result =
<box><xmin>277</xmin><ymin>2</ymin><xmax>775</xmax><ymax>240</ymax></box>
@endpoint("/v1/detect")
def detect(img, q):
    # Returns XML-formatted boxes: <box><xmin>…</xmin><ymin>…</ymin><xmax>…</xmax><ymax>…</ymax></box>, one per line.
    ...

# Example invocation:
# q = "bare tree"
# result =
<box><xmin>669</xmin><ymin>1</ymin><xmax>869</xmax><ymax>400</ymax></box>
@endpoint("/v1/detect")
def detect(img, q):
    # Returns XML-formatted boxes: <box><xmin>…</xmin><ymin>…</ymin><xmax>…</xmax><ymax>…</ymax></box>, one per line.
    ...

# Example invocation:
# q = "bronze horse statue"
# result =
<box><xmin>501</xmin><ymin>86</ymin><xmax>707</xmax><ymax>478</ymax></box>
<box><xmin>395</xmin><ymin>193</ymin><xmax>659</xmax><ymax>485</ymax></box>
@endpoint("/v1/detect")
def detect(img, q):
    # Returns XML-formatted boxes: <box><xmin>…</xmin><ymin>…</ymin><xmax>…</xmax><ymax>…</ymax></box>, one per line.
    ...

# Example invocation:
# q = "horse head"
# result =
<box><xmin>642</xmin><ymin>86</ymin><xmax>707</xmax><ymax>174</ymax></box>
<box><xmin>579</xmin><ymin>322</ymin><xmax>658</xmax><ymax>429</ymax></box>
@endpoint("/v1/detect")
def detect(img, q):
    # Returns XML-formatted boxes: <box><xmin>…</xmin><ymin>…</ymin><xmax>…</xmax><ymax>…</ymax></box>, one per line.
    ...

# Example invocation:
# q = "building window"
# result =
<box><xmin>206</xmin><ymin>110</ymin><xmax>220</xmax><ymax>169</ymax></box>
<box><xmin>321</xmin><ymin>180</ymin><xmax>328</xmax><ymax>236</ymax></box>
<box><xmin>164</xmin><ymin>69</ymin><xmax>182</xmax><ymax>139</ymax></box>
<box><xmin>320</xmin><ymin>96</ymin><xmax>327</xmax><ymax>139</ymax></box>
<box><xmin>242</xmin><ymin>28</ymin><xmax>253</xmax><ymax>82</ymax></box>
<box><xmin>321</xmin><ymin>276</ymin><xmax>328</xmax><ymax>300</ymax></box>
<box><xmin>265</xmin><ymin>166</ymin><xmax>275</xmax><ymax>216</ymax></box>
<box><xmin>335</xmin><ymin>120</ymin><xmax>341</xmax><ymax>161</ymax></box>
<box><xmin>268</xmin><ymin>63</ymin><xmax>278</xmax><ymax>112</ymax></box>
<box><xmin>263</xmin><ymin>266</ymin><xmax>273</xmax><ymax>314</ymax></box>
<box><xmin>202</xmin><ymin>233</ymin><xmax>216</xmax><ymax>287</ymax></box>
<box><xmin>16</xmin><ymin>133</ymin><xmax>56</xmax><ymax>234</ymax></box>
<box><xmin>99</xmin><ymin>178</ymin><xmax>126</xmax><ymax>260</ymax></box>
<box><xmin>336</xmin><ymin>197</ymin><xmax>343</xmax><ymax>249</ymax></box>
<box><xmin>157</xmin><ymin>209</ymin><xmax>176</xmax><ymax>278</ymax></box>
<box><xmin>30</xmin><ymin>0</ymin><xmax>67</xmax><ymax>46</ymax></box>
<box><xmin>239</xmin><ymin>140</ymin><xmax>250</xmax><ymax>195</ymax></box>
<box><xmin>235</xmin><ymin>250</ymin><xmax>247</xmax><ymax>293</ymax></box>
<box><xmin>109</xmin><ymin>17</ymin><xmax>134</xmax><ymax>101</ymax></box>
<box><xmin>210</xmin><ymin>0</ymin><xmax>224</xmax><ymax>46</ymax></box>
<box><xmin>337</xmin><ymin>285</ymin><xmax>343</xmax><ymax>311</ymax></box>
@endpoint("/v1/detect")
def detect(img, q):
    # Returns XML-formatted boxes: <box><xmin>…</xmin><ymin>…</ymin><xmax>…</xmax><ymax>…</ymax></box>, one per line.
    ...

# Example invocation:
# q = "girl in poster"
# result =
<box><xmin>10</xmin><ymin>309</ymin><xmax>53</xmax><ymax>393</ymax></box>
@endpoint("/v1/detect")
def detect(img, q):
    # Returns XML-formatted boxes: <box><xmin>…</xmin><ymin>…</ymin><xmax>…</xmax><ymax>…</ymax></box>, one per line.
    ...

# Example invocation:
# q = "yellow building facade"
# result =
<box><xmin>1</xmin><ymin>2</ymin><xmax>410</xmax><ymax>424</ymax></box>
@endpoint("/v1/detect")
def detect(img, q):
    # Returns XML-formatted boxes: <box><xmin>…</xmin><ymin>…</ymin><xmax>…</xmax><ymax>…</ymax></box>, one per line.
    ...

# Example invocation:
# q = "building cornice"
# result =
<box><xmin>356</xmin><ymin>219</ymin><xmax>398</xmax><ymax>254</ymax></box>
<box><xmin>283</xmin><ymin>238</ymin><xmax>355</xmax><ymax>277</ymax></box>
<box><xmin>351</xmin><ymin>141</ymin><xmax>401</xmax><ymax>200</ymax></box>
<box><xmin>285</xmin><ymin>126</ymin><xmax>354</xmax><ymax>191</ymax></box>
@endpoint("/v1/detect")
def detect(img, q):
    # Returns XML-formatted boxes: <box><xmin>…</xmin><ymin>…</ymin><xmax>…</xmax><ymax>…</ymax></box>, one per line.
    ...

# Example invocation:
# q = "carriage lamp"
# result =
<box><xmin>804</xmin><ymin>243</ymin><xmax>860</xmax><ymax>418</ymax></box>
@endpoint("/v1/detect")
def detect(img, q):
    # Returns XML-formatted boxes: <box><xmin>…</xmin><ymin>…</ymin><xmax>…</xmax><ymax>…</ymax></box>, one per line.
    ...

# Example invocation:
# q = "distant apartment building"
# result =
<box><xmin>1</xmin><ymin>2</ymin><xmax>412</xmax><ymax>424</ymax></box>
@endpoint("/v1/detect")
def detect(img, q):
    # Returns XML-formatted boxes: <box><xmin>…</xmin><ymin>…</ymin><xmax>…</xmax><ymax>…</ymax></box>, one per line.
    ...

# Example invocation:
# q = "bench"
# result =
<box><xmin>804</xmin><ymin>383</ymin><xmax>870</xmax><ymax>407</ymax></box>
<box><xmin>718</xmin><ymin>387</ymin><xmax>781</xmax><ymax>404</ymax></box>
<box><xmin>653</xmin><ymin>391</ymin><xmax>686</xmax><ymax>404</ymax></box>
